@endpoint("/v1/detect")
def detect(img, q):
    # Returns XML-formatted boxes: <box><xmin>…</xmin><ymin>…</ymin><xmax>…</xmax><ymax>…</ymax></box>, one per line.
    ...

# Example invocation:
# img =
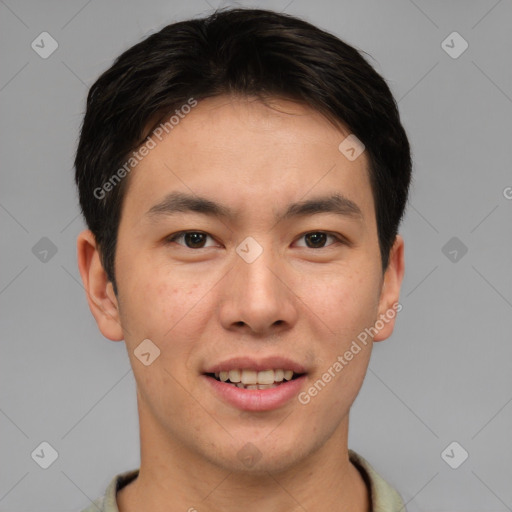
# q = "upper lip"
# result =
<box><xmin>203</xmin><ymin>356</ymin><xmax>307</xmax><ymax>374</ymax></box>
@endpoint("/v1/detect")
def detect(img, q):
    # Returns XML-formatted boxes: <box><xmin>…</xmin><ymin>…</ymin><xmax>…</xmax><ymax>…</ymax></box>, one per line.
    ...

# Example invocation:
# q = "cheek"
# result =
<box><xmin>125</xmin><ymin>273</ymin><xmax>219</xmax><ymax>385</ymax></box>
<box><xmin>118</xmin><ymin>258</ymin><xmax>203</xmax><ymax>339</ymax></box>
<box><xmin>300</xmin><ymin>275</ymin><xmax>378</xmax><ymax>425</ymax></box>
<box><xmin>120</xmin><ymin>274</ymin><xmax>208</xmax><ymax>408</ymax></box>
<box><xmin>299</xmin><ymin>266</ymin><xmax>381</xmax><ymax>344</ymax></box>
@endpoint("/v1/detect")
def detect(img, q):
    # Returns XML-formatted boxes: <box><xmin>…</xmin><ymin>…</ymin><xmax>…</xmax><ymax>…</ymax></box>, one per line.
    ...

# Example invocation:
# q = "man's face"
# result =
<box><xmin>93</xmin><ymin>95</ymin><xmax>403</xmax><ymax>473</ymax></box>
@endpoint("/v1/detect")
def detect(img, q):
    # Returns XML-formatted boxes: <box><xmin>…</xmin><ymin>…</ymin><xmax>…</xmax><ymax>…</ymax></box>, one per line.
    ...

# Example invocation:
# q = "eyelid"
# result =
<box><xmin>293</xmin><ymin>231</ymin><xmax>347</xmax><ymax>248</ymax></box>
<box><xmin>165</xmin><ymin>230</ymin><xmax>219</xmax><ymax>248</ymax></box>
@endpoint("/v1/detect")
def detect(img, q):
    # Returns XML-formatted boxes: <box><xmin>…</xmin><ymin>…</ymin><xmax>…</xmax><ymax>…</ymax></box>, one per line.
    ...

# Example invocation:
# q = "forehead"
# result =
<box><xmin>120</xmin><ymin>95</ymin><xmax>375</xmax><ymax>227</ymax></box>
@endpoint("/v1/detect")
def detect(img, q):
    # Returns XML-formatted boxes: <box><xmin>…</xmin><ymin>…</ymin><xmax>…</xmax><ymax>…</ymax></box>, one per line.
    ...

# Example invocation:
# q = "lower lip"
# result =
<box><xmin>203</xmin><ymin>375</ymin><xmax>307</xmax><ymax>411</ymax></box>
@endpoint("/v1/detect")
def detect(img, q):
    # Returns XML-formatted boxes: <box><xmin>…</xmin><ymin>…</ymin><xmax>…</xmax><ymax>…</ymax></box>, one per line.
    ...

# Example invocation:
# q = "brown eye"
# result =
<box><xmin>183</xmin><ymin>232</ymin><xmax>207</xmax><ymax>248</ymax></box>
<box><xmin>294</xmin><ymin>231</ymin><xmax>344</xmax><ymax>249</ymax></box>
<box><xmin>304</xmin><ymin>232</ymin><xmax>328</xmax><ymax>248</ymax></box>
<box><xmin>166</xmin><ymin>231</ymin><xmax>217</xmax><ymax>248</ymax></box>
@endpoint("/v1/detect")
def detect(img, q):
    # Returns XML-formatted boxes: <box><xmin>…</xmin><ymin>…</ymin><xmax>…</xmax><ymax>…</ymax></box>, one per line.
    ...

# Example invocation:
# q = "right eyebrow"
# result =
<box><xmin>146</xmin><ymin>191</ymin><xmax>233</xmax><ymax>220</ymax></box>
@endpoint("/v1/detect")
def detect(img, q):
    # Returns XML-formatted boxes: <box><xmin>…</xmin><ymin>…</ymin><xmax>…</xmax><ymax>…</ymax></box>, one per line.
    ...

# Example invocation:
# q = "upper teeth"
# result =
<box><xmin>215</xmin><ymin>369</ymin><xmax>294</xmax><ymax>384</ymax></box>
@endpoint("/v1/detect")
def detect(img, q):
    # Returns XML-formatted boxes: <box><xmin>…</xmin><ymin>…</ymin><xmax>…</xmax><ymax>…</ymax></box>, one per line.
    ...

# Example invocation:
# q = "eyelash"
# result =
<box><xmin>164</xmin><ymin>231</ymin><xmax>347</xmax><ymax>249</ymax></box>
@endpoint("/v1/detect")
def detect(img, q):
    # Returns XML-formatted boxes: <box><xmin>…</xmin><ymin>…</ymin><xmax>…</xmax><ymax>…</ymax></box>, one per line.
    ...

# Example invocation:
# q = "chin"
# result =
<box><xmin>202</xmin><ymin>433</ymin><xmax>320</xmax><ymax>475</ymax></box>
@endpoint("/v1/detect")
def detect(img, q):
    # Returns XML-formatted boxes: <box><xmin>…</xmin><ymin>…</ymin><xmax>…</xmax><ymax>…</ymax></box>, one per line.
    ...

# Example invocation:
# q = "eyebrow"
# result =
<box><xmin>146</xmin><ymin>191</ymin><xmax>363</xmax><ymax>223</ymax></box>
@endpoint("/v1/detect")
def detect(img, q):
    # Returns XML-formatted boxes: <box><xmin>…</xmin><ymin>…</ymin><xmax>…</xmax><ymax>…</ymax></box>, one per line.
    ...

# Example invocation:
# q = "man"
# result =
<box><xmin>76</xmin><ymin>7</ymin><xmax>411</xmax><ymax>511</ymax></box>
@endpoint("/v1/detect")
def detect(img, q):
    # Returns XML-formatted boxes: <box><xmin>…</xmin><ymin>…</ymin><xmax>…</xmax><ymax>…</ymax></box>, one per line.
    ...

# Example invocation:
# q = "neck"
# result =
<box><xmin>117</xmin><ymin>398</ymin><xmax>370</xmax><ymax>512</ymax></box>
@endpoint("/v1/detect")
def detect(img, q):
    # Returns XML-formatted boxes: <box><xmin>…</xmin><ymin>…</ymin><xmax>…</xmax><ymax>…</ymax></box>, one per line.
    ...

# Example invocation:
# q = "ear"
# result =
<box><xmin>373</xmin><ymin>235</ymin><xmax>405</xmax><ymax>342</ymax></box>
<box><xmin>77</xmin><ymin>229</ymin><xmax>124</xmax><ymax>341</ymax></box>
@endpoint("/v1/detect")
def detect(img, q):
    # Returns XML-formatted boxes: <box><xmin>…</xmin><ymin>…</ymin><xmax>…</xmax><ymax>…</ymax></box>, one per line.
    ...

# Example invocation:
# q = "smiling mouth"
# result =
<box><xmin>205</xmin><ymin>369</ymin><xmax>305</xmax><ymax>390</ymax></box>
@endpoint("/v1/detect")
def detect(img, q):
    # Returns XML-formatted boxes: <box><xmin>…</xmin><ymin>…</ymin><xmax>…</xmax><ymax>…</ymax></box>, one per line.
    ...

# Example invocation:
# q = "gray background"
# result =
<box><xmin>1</xmin><ymin>0</ymin><xmax>511</xmax><ymax>510</ymax></box>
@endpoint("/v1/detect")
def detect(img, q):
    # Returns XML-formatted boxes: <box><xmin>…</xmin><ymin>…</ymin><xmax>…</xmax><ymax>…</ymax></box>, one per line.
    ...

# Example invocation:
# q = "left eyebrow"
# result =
<box><xmin>145</xmin><ymin>191</ymin><xmax>363</xmax><ymax>222</ymax></box>
<box><xmin>277</xmin><ymin>193</ymin><xmax>363</xmax><ymax>223</ymax></box>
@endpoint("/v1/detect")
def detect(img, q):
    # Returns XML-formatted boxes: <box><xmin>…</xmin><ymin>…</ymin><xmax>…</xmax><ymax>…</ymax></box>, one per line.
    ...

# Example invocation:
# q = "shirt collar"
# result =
<box><xmin>83</xmin><ymin>450</ymin><xmax>405</xmax><ymax>512</ymax></box>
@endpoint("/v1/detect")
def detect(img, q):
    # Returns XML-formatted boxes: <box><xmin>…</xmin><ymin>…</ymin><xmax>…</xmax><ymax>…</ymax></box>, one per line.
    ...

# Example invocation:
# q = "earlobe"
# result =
<box><xmin>373</xmin><ymin>235</ymin><xmax>405</xmax><ymax>342</ymax></box>
<box><xmin>77</xmin><ymin>229</ymin><xmax>124</xmax><ymax>341</ymax></box>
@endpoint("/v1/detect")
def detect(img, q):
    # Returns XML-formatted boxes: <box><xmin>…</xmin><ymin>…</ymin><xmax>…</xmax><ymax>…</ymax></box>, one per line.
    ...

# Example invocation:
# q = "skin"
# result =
<box><xmin>77</xmin><ymin>95</ymin><xmax>404</xmax><ymax>512</ymax></box>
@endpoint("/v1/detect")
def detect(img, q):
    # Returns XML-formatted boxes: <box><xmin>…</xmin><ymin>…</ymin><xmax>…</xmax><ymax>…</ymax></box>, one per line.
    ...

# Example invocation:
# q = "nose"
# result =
<box><xmin>218</xmin><ymin>242</ymin><xmax>299</xmax><ymax>336</ymax></box>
